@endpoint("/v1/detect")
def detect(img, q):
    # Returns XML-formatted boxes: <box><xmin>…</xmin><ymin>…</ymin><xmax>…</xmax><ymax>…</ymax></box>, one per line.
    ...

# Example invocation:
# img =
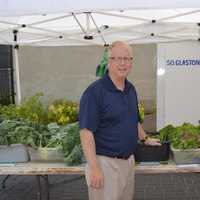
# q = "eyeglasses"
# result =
<box><xmin>109</xmin><ymin>56</ymin><xmax>133</xmax><ymax>64</ymax></box>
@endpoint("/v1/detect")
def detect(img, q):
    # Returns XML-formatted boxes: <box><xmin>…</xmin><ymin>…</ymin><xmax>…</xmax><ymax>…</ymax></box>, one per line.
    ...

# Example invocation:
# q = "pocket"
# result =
<box><xmin>129</xmin><ymin>155</ymin><xmax>135</xmax><ymax>165</ymax></box>
<box><xmin>85</xmin><ymin>164</ymin><xmax>90</xmax><ymax>186</ymax></box>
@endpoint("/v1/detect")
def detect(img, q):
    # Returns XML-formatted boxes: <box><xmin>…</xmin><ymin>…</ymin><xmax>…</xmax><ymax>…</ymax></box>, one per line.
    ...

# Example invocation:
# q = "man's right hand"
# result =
<box><xmin>80</xmin><ymin>129</ymin><xmax>104</xmax><ymax>189</ymax></box>
<box><xmin>89</xmin><ymin>165</ymin><xmax>104</xmax><ymax>189</ymax></box>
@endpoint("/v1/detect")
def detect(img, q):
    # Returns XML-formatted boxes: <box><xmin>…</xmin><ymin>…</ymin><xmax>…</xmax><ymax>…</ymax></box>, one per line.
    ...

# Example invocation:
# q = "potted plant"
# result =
<box><xmin>28</xmin><ymin>122</ymin><xmax>65</xmax><ymax>162</ymax></box>
<box><xmin>170</xmin><ymin>123</ymin><xmax>200</xmax><ymax>164</ymax></box>
<box><xmin>29</xmin><ymin>122</ymin><xmax>83</xmax><ymax>165</ymax></box>
<box><xmin>134</xmin><ymin>129</ymin><xmax>170</xmax><ymax>162</ymax></box>
<box><xmin>0</xmin><ymin>119</ymin><xmax>38</xmax><ymax>163</ymax></box>
<box><xmin>134</xmin><ymin>106</ymin><xmax>170</xmax><ymax>163</ymax></box>
<box><xmin>28</xmin><ymin>99</ymin><xmax>79</xmax><ymax>162</ymax></box>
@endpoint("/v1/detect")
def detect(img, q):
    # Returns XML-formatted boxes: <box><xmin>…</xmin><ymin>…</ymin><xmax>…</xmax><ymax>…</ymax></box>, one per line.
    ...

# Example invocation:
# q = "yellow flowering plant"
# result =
<box><xmin>47</xmin><ymin>99</ymin><xmax>78</xmax><ymax>125</ymax></box>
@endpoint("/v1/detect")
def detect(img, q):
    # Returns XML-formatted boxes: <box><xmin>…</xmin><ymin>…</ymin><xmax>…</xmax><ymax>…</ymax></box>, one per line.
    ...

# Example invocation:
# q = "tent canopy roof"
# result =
<box><xmin>1</xmin><ymin>1</ymin><xmax>200</xmax><ymax>46</ymax></box>
<box><xmin>1</xmin><ymin>0</ymin><xmax>200</xmax><ymax>16</ymax></box>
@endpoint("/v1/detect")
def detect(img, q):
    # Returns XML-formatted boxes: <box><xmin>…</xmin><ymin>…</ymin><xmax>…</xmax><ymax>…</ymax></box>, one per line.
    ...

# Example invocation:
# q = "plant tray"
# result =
<box><xmin>134</xmin><ymin>142</ymin><xmax>170</xmax><ymax>162</ymax></box>
<box><xmin>28</xmin><ymin>147</ymin><xmax>64</xmax><ymax>161</ymax></box>
<box><xmin>0</xmin><ymin>144</ymin><xmax>29</xmax><ymax>163</ymax></box>
<box><xmin>171</xmin><ymin>147</ymin><xmax>200</xmax><ymax>164</ymax></box>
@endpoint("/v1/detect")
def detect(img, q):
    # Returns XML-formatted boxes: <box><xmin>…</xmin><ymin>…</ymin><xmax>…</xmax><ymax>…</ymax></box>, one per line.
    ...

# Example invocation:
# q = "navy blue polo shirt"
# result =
<box><xmin>79</xmin><ymin>73</ymin><xmax>139</xmax><ymax>158</ymax></box>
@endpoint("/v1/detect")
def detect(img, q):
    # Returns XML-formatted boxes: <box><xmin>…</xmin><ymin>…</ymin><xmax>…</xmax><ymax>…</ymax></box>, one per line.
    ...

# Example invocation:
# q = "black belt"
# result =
<box><xmin>99</xmin><ymin>154</ymin><xmax>131</xmax><ymax>160</ymax></box>
<box><xmin>113</xmin><ymin>155</ymin><xmax>131</xmax><ymax>160</ymax></box>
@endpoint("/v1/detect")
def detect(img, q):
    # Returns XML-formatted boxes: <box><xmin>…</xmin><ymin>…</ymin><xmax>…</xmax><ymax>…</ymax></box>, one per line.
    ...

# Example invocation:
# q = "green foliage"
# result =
<box><xmin>45</xmin><ymin>123</ymin><xmax>68</xmax><ymax>148</ymax></box>
<box><xmin>37</xmin><ymin>121</ymin><xmax>83</xmax><ymax>166</ymax></box>
<box><xmin>64</xmin><ymin>144</ymin><xmax>82</xmax><ymax>166</ymax></box>
<box><xmin>138</xmin><ymin>103</ymin><xmax>145</xmax><ymax>123</ymax></box>
<box><xmin>47</xmin><ymin>99</ymin><xmax>78</xmax><ymax>125</ymax></box>
<box><xmin>0</xmin><ymin>119</ymin><xmax>45</xmax><ymax>148</ymax></box>
<box><xmin>159</xmin><ymin>124</ymin><xmax>175</xmax><ymax>142</ymax></box>
<box><xmin>0</xmin><ymin>94</ymin><xmax>82</xmax><ymax>165</ymax></box>
<box><xmin>157</xmin><ymin>123</ymin><xmax>200</xmax><ymax>150</ymax></box>
<box><xmin>0</xmin><ymin>93</ymin><xmax>48</xmax><ymax>124</ymax></box>
<box><xmin>198</xmin><ymin>125</ymin><xmax>200</xmax><ymax>133</ymax></box>
<box><xmin>61</xmin><ymin>122</ymin><xmax>80</xmax><ymax>155</ymax></box>
<box><xmin>96</xmin><ymin>48</ymin><xmax>108</xmax><ymax>77</ymax></box>
<box><xmin>61</xmin><ymin>122</ymin><xmax>83</xmax><ymax>166</ymax></box>
<box><xmin>30</xmin><ymin>122</ymin><xmax>50</xmax><ymax>148</ymax></box>
<box><xmin>17</xmin><ymin>93</ymin><xmax>48</xmax><ymax>124</ymax></box>
<box><xmin>171</xmin><ymin>123</ymin><xmax>200</xmax><ymax>149</ymax></box>
<box><xmin>0</xmin><ymin>104</ymin><xmax>18</xmax><ymax>120</ymax></box>
<box><xmin>0</xmin><ymin>94</ymin><xmax>78</xmax><ymax>126</ymax></box>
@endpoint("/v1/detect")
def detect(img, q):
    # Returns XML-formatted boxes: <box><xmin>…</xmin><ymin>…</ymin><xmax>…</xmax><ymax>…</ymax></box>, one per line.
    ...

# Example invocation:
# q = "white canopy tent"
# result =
<box><xmin>0</xmin><ymin>1</ymin><xmax>200</xmax><ymax>46</ymax></box>
<box><xmin>1</xmin><ymin>0</ymin><xmax>200</xmax><ymax>104</ymax></box>
<box><xmin>1</xmin><ymin>0</ymin><xmax>200</xmax><ymax>16</ymax></box>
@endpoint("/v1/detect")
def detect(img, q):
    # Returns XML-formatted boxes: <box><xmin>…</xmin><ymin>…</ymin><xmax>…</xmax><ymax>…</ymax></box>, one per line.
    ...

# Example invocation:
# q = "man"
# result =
<box><xmin>79</xmin><ymin>41</ymin><xmax>160</xmax><ymax>200</ymax></box>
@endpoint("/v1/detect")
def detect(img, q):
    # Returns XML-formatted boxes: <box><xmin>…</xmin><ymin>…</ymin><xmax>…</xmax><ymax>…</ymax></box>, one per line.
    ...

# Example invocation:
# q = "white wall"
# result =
<box><xmin>157</xmin><ymin>41</ymin><xmax>200</xmax><ymax>129</ymax></box>
<box><xmin>18</xmin><ymin>44</ymin><xmax>156</xmax><ymax>106</ymax></box>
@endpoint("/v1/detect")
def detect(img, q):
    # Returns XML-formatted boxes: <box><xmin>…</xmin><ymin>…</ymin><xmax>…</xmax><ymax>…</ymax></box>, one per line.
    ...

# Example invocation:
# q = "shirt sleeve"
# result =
<box><xmin>79</xmin><ymin>90</ymin><xmax>100</xmax><ymax>133</ymax></box>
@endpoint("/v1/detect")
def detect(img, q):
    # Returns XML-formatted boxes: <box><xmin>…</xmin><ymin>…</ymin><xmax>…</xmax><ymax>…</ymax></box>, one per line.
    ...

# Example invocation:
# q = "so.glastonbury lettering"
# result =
<box><xmin>166</xmin><ymin>59</ymin><xmax>200</xmax><ymax>66</ymax></box>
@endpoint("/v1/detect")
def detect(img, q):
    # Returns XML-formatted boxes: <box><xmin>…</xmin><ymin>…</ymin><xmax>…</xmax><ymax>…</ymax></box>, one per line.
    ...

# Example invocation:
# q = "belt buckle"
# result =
<box><xmin>117</xmin><ymin>155</ymin><xmax>129</xmax><ymax>160</ymax></box>
<box><xmin>123</xmin><ymin>155</ymin><xmax>129</xmax><ymax>160</ymax></box>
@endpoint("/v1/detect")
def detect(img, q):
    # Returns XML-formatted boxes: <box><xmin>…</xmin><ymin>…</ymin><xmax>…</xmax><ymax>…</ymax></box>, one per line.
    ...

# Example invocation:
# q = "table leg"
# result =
<box><xmin>41</xmin><ymin>175</ymin><xmax>50</xmax><ymax>200</ymax></box>
<box><xmin>35</xmin><ymin>175</ymin><xmax>42</xmax><ymax>200</ymax></box>
<box><xmin>1</xmin><ymin>175</ymin><xmax>10</xmax><ymax>189</ymax></box>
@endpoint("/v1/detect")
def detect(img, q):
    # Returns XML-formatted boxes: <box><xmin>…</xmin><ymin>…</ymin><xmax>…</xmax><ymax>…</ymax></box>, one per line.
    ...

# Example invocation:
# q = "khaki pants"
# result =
<box><xmin>85</xmin><ymin>155</ymin><xmax>135</xmax><ymax>200</ymax></box>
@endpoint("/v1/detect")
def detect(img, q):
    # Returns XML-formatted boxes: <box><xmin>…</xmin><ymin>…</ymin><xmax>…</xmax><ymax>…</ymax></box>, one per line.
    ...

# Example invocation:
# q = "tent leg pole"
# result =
<box><xmin>13</xmin><ymin>46</ymin><xmax>21</xmax><ymax>104</ymax></box>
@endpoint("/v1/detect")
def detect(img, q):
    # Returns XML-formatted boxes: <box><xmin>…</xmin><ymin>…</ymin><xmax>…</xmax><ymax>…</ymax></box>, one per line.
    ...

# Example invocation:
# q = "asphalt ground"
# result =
<box><xmin>1</xmin><ymin>173</ymin><xmax>200</xmax><ymax>200</ymax></box>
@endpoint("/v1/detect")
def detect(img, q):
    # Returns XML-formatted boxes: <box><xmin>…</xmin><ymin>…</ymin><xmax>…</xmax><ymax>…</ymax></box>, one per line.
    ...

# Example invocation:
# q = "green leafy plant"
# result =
<box><xmin>155</xmin><ymin>123</ymin><xmax>200</xmax><ymax>149</ymax></box>
<box><xmin>61</xmin><ymin>122</ymin><xmax>83</xmax><ymax>166</ymax></box>
<box><xmin>0</xmin><ymin>94</ymin><xmax>79</xmax><ymax>126</ymax></box>
<box><xmin>0</xmin><ymin>119</ymin><xmax>42</xmax><ymax>148</ymax></box>
<box><xmin>0</xmin><ymin>94</ymin><xmax>81</xmax><ymax>165</ymax></box>
<box><xmin>0</xmin><ymin>93</ymin><xmax>48</xmax><ymax>124</ymax></box>
<box><xmin>138</xmin><ymin>103</ymin><xmax>145</xmax><ymax>123</ymax></box>
<box><xmin>16</xmin><ymin>93</ymin><xmax>48</xmax><ymax>124</ymax></box>
<box><xmin>36</xmin><ymin>121</ymin><xmax>83</xmax><ymax>166</ymax></box>
<box><xmin>171</xmin><ymin>123</ymin><xmax>200</xmax><ymax>149</ymax></box>
<box><xmin>0</xmin><ymin>104</ymin><xmax>18</xmax><ymax>120</ymax></box>
<box><xmin>44</xmin><ymin>122</ymin><xmax>68</xmax><ymax>148</ymax></box>
<box><xmin>96</xmin><ymin>48</ymin><xmax>108</xmax><ymax>77</ymax></box>
<box><xmin>64</xmin><ymin>144</ymin><xmax>82</xmax><ymax>166</ymax></box>
<box><xmin>158</xmin><ymin>124</ymin><xmax>175</xmax><ymax>142</ymax></box>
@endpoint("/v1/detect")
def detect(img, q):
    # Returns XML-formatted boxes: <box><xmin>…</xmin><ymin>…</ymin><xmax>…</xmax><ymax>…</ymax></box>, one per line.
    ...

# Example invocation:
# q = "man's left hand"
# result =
<box><xmin>144</xmin><ymin>137</ymin><xmax>161</xmax><ymax>146</ymax></box>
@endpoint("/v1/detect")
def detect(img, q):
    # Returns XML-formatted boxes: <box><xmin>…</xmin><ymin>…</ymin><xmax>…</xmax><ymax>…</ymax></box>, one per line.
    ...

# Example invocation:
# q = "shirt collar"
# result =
<box><xmin>102</xmin><ymin>73</ymin><xmax>131</xmax><ymax>93</ymax></box>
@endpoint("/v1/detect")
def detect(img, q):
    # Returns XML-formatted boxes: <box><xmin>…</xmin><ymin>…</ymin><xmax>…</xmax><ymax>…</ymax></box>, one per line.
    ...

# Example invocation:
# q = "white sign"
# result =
<box><xmin>157</xmin><ymin>41</ymin><xmax>200</xmax><ymax>130</ymax></box>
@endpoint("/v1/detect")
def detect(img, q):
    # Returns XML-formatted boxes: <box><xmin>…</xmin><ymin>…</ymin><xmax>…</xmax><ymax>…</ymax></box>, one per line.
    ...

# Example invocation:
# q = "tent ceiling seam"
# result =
<box><xmin>29</xmin><ymin>13</ymin><xmax>80</xmax><ymax>26</ymax></box>
<box><xmin>94</xmin><ymin>11</ymin><xmax>150</xmax><ymax>22</ymax></box>
<box><xmin>158</xmin><ymin>9</ymin><xmax>200</xmax><ymax>21</ymax></box>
